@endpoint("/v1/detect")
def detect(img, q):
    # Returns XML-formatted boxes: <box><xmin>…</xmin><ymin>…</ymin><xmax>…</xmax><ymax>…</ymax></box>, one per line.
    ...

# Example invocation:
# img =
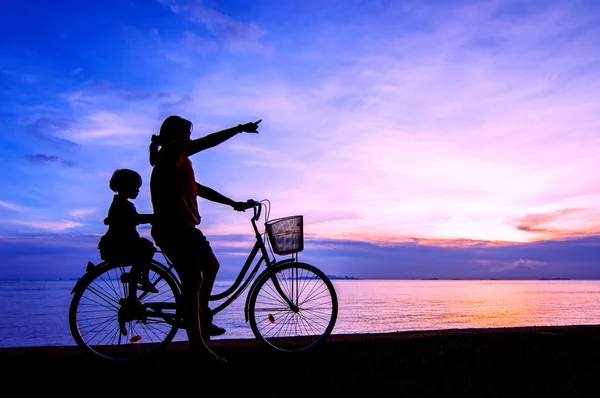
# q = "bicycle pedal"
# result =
<box><xmin>120</xmin><ymin>272</ymin><xmax>134</xmax><ymax>283</ymax></box>
<box><xmin>119</xmin><ymin>322</ymin><xmax>127</xmax><ymax>336</ymax></box>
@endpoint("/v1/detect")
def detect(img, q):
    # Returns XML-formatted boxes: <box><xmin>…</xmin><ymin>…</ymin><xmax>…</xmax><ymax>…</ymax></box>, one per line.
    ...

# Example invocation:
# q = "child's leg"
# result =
<box><xmin>137</xmin><ymin>271</ymin><xmax>158</xmax><ymax>293</ymax></box>
<box><xmin>136</xmin><ymin>239</ymin><xmax>158</xmax><ymax>293</ymax></box>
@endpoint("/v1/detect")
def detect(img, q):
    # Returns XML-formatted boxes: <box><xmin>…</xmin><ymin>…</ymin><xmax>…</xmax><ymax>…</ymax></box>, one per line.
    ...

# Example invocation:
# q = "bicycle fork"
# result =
<box><xmin>270</xmin><ymin>271</ymin><xmax>299</xmax><ymax>313</ymax></box>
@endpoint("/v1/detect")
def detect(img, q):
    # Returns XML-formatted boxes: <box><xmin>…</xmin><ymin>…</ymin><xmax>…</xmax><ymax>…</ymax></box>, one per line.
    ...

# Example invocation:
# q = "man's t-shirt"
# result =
<box><xmin>150</xmin><ymin>141</ymin><xmax>201</xmax><ymax>228</ymax></box>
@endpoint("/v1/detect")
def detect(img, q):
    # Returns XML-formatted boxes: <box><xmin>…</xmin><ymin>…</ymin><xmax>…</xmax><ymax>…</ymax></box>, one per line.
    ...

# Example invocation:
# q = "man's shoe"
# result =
<box><xmin>200</xmin><ymin>307</ymin><xmax>226</xmax><ymax>337</ymax></box>
<box><xmin>202</xmin><ymin>322</ymin><xmax>226</xmax><ymax>340</ymax></box>
<box><xmin>208</xmin><ymin>323</ymin><xmax>226</xmax><ymax>337</ymax></box>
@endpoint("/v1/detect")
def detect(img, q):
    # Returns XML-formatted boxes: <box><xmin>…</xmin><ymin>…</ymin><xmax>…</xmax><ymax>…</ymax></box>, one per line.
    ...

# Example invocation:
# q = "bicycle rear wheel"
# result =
<box><xmin>69</xmin><ymin>260</ymin><xmax>181</xmax><ymax>362</ymax></box>
<box><xmin>248</xmin><ymin>262</ymin><xmax>338</xmax><ymax>353</ymax></box>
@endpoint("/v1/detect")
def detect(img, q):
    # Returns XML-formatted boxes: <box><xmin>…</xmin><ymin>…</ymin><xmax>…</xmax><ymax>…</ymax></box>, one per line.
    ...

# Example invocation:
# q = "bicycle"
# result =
<box><xmin>69</xmin><ymin>199</ymin><xmax>338</xmax><ymax>362</ymax></box>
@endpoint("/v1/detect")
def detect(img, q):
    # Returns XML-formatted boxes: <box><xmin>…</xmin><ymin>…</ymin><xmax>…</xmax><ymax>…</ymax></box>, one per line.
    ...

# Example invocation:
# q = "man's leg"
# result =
<box><xmin>190</xmin><ymin>229</ymin><xmax>225</xmax><ymax>337</ymax></box>
<box><xmin>199</xmin><ymin>250</ymin><xmax>219</xmax><ymax>309</ymax></box>
<box><xmin>153</xmin><ymin>228</ymin><xmax>216</xmax><ymax>357</ymax></box>
<box><xmin>173</xmin><ymin>253</ymin><xmax>221</xmax><ymax>357</ymax></box>
<box><xmin>179</xmin><ymin>248</ymin><xmax>226</xmax><ymax>360</ymax></box>
<box><xmin>199</xmin><ymin>250</ymin><xmax>226</xmax><ymax>338</ymax></box>
<box><xmin>179</xmin><ymin>273</ymin><xmax>206</xmax><ymax>352</ymax></box>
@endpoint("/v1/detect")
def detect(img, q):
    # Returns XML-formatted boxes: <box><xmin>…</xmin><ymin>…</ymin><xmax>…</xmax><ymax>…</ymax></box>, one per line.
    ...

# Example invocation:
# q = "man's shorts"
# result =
<box><xmin>151</xmin><ymin>226</ymin><xmax>215</xmax><ymax>286</ymax></box>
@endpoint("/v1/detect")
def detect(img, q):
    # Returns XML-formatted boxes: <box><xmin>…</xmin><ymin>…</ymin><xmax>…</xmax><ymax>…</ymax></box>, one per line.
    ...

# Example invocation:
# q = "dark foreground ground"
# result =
<box><xmin>2</xmin><ymin>325</ymin><xmax>600</xmax><ymax>397</ymax></box>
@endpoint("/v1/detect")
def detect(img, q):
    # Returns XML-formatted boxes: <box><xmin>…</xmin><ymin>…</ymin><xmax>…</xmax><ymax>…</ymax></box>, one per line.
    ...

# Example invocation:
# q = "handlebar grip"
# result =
<box><xmin>252</xmin><ymin>200</ymin><xmax>262</xmax><ymax>221</ymax></box>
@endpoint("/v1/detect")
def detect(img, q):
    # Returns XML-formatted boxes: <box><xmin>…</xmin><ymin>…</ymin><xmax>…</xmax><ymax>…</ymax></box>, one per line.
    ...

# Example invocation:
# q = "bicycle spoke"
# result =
<box><xmin>69</xmin><ymin>261</ymin><xmax>181</xmax><ymax>362</ymax></box>
<box><xmin>79</xmin><ymin>314</ymin><xmax>119</xmax><ymax>344</ymax></box>
<box><xmin>249</xmin><ymin>263</ymin><xmax>338</xmax><ymax>352</ymax></box>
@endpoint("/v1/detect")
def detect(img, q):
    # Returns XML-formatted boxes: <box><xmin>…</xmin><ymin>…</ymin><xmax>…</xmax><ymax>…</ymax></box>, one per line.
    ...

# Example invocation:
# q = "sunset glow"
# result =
<box><xmin>1</xmin><ymin>0</ymin><xmax>599</xmax><ymax>280</ymax></box>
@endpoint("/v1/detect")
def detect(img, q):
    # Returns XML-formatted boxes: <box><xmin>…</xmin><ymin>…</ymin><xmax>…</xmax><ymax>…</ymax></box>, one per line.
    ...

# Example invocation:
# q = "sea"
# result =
<box><xmin>1</xmin><ymin>279</ymin><xmax>599</xmax><ymax>348</ymax></box>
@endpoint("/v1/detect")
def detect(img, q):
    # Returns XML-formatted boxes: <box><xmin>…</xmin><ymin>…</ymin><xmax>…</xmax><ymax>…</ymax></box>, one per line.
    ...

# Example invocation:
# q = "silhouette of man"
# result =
<box><xmin>148</xmin><ymin>115</ymin><xmax>259</xmax><ymax>361</ymax></box>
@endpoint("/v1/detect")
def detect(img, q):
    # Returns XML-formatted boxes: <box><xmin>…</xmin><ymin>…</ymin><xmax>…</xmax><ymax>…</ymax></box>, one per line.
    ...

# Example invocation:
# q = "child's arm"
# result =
<box><xmin>136</xmin><ymin>214</ymin><xmax>154</xmax><ymax>225</ymax></box>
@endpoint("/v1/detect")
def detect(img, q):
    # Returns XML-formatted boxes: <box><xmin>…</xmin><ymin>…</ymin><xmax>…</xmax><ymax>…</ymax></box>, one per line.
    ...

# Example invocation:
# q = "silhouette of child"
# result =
<box><xmin>98</xmin><ymin>169</ymin><xmax>158</xmax><ymax>294</ymax></box>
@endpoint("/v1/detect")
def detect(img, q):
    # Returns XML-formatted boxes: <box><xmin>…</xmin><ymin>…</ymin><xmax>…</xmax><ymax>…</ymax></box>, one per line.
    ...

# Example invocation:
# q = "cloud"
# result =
<box><xmin>3</xmin><ymin>0</ymin><xmax>600</xmax><ymax>264</ymax></box>
<box><xmin>139</xmin><ymin>0</ymin><xmax>598</xmax><ymax>244</ymax></box>
<box><xmin>25</xmin><ymin>117</ymin><xmax>80</xmax><ymax>147</ymax></box>
<box><xmin>62</xmin><ymin>91</ymin><xmax>95</xmax><ymax>106</ymax></box>
<box><xmin>74</xmin><ymin>112</ymin><xmax>152</xmax><ymax>141</ymax></box>
<box><xmin>69</xmin><ymin>208</ymin><xmax>99</xmax><ymax>218</ymax></box>
<box><xmin>9</xmin><ymin>220</ymin><xmax>84</xmax><ymax>231</ymax></box>
<box><xmin>515</xmin><ymin>208</ymin><xmax>600</xmax><ymax>240</ymax></box>
<box><xmin>516</xmin><ymin>209</ymin><xmax>580</xmax><ymax>233</ymax></box>
<box><xmin>0</xmin><ymin>234</ymin><xmax>100</xmax><ymax>280</ymax></box>
<box><xmin>122</xmin><ymin>92</ymin><xmax>153</xmax><ymax>102</ymax></box>
<box><xmin>24</xmin><ymin>154</ymin><xmax>79</xmax><ymax>168</ymax></box>
<box><xmin>1</xmin><ymin>224</ymin><xmax>599</xmax><ymax>280</ymax></box>
<box><xmin>157</xmin><ymin>0</ymin><xmax>266</xmax><ymax>51</ymax></box>
<box><xmin>182</xmin><ymin>31</ymin><xmax>218</xmax><ymax>54</ymax></box>
<box><xmin>302</xmin><ymin>234</ymin><xmax>600</xmax><ymax>280</ymax></box>
<box><xmin>0</xmin><ymin>201</ymin><xmax>24</xmax><ymax>212</ymax></box>
<box><xmin>499</xmin><ymin>259</ymin><xmax>547</xmax><ymax>271</ymax></box>
<box><xmin>157</xmin><ymin>94</ymin><xmax>194</xmax><ymax>119</ymax></box>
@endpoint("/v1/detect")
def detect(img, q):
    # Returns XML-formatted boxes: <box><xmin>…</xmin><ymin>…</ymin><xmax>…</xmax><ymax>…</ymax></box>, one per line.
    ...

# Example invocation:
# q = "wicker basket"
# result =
<box><xmin>265</xmin><ymin>215</ymin><xmax>304</xmax><ymax>255</ymax></box>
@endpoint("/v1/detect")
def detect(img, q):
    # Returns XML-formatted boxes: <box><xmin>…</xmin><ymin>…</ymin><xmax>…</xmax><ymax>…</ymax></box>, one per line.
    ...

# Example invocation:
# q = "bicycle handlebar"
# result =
<box><xmin>249</xmin><ymin>200</ymin><xmax>261</xmax><ymax>221</ymax></box>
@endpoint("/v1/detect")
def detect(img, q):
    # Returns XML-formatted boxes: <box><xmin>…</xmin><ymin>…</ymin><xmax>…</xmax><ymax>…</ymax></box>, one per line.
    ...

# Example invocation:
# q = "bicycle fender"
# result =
<box><xmin>70</xmin><ymin>261</ymin><xmax>109</xmax><ymax>294</ymax></box>
<box><xmin>243</xmin><ymin>258</ymin><xmax>299</xmax><ymax>323</ymax></box>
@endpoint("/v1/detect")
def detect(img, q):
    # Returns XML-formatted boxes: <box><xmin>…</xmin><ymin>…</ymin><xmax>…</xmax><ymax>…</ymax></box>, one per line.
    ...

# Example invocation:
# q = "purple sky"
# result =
<box><xmin>1</xmin><ymin>0</ymin><xmax>599</xmax><ymax>280</ymax></box>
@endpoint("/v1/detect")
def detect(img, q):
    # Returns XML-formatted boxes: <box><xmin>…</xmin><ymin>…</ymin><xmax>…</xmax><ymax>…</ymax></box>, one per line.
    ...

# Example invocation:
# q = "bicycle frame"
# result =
<box><xmin>143</xmin><ymin>201</ymin><xmax>300</xmax><ymax>323</ymax></box>
<box><xmin>69</xmin><ymin>199</ymin><xmax>338</xmax><ymax>359</ymax></box>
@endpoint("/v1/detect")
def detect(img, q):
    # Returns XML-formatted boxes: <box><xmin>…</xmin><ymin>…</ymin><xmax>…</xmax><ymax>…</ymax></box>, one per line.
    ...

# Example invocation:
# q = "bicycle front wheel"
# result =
<box><xmin>248</xmin><ymin>262</ymin><xmax>338</xmax><ymax>353</ymax></box>
<box><xmin>69</xmin><ymin>260</ymin><xmax>181</xmax><ymax>362</ymax></box>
